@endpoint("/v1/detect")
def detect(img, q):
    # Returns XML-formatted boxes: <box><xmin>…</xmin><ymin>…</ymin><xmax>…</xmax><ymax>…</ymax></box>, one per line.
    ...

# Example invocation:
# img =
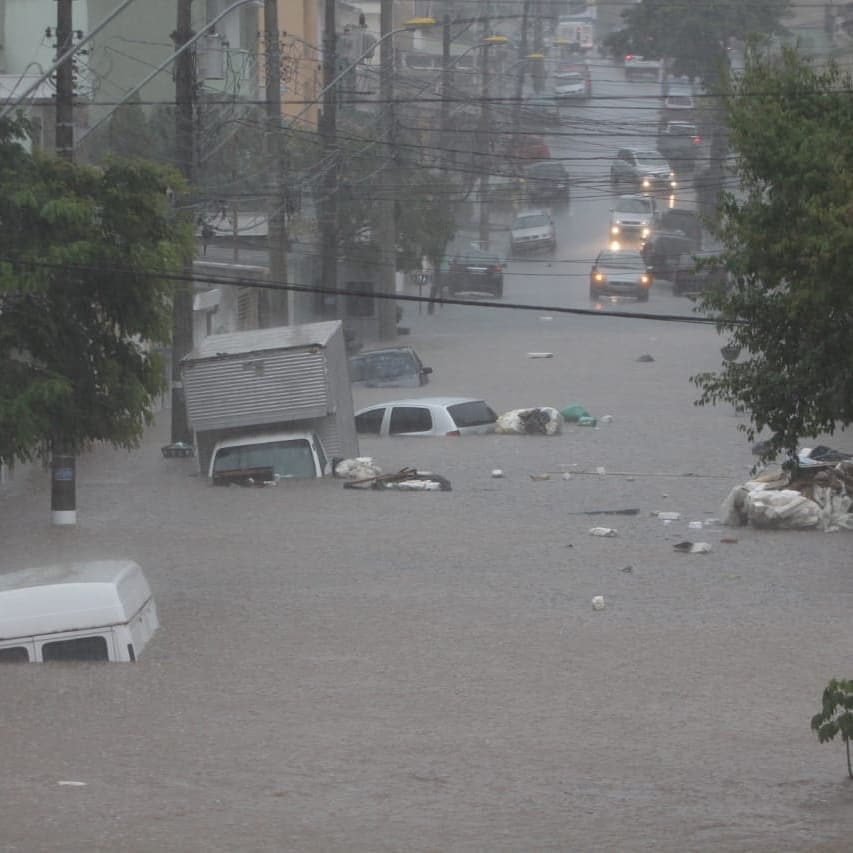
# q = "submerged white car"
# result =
<box><xmin>355</xmin><ymin>397</ymin><xmax>498</xmax><ymax>437</ymax></box>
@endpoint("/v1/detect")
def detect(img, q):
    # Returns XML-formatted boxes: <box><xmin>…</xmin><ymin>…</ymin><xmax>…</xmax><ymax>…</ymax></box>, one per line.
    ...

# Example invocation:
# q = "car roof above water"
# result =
<box><xmin>0</xmin><ymin>560</ymin><xmax>153</xmax><ymax>639</ymax></box>
<box><xmin>358</xmin><ymin>396</ymin><xmax>486</xmax><ymax>409</ymax></box>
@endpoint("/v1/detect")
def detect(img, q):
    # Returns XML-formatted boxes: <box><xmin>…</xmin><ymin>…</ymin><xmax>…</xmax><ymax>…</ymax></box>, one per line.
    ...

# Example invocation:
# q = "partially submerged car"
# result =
<box><xmin>349</xmin><ymin>347</ymin><xmax>432</xmax><ymax>389</ymax></box>
<box><xmin>510</xmin><ymin>209</ymin><xmax>556</xmax><ymax>254</ymax></box>
<box><xmin>589</xmin><ymin>248</ymin><xmax>653</xmax><ymax>302</ymax></box>
<box><xmin>355</xmin><ymin>397</ymin><xmax>498</xmax><ymax>437</ymax></box>
<box><xmin>209</xmin><ymin>431</ymin><xmax>330</xmax><ymax>484</ymax></box>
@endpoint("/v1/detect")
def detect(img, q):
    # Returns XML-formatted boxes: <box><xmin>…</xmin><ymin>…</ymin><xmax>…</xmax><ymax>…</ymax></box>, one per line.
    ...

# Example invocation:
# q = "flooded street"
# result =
<box><xmin>2</xmin><ymin>298</ymin><xmax>853</xmax><ymax>852</ymax></box>
<box><xmin>3</xmin><ymin>53</ymin><xmax>853</xmax><ymax>853</ymax></box>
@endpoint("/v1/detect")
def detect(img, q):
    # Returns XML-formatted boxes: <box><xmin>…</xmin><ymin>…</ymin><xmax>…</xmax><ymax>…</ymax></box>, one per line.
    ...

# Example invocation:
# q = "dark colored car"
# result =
<box><xmin>589</xmin><ymin>248</ymin><xmax>653</xmax><ymax>302</ymax></box>
<box><xmin>656</xmin><ymin>121</ymin><xmax>702</xmax><ymax>173</ymax></box>
<box><xmin>349</xmin><ymin>347</ymin><xmax>432</xmax><ymax>388</ymax></box>
<box><xmin>642</xmin><ymin>208</ymin><xmax>702</xmax><ymax>279</ymax></box>
<box><xmin>526</xmin><ymin>160</ymin><xmax>571</xmax><ymax>204</ymax></box>
<box><xmin>446</xmin><ymin>242</ymin><xmax>504</xmax><ymax>297</ymax></box>
<box><xmin>672</xmin><ymin>251</ymin><xmax>728</xmax><ymax>296</ymax></box>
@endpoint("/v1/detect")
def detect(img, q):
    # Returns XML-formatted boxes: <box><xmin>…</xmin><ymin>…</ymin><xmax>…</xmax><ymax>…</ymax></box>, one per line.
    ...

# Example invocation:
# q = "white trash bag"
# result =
<box><xmin>745</xmin><ymin>488</ymin><xmax>821</xmax><ymax>529</ymax></box>
<box><xmin>496</xmin><ymin>407</ymin><xmax>563</xmax><ymax>436</ymax></box>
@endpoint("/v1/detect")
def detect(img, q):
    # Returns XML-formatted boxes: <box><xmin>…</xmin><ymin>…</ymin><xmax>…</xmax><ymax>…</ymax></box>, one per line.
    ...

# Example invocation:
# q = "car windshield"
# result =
<box><xmin>616</xmin><ymin>198</ymin><xmax>652</xmax><ymax>213</ymax></box>
<box><xmin>448</xmin><ymin>401</ymin><xmax>497</xmax><ymax>427</ymax></box>
<box><xmin>350</xmin><ymin>350</ymin><xmax>419</xmax><ymax>383</ymax></box>
<box><xmin>558</xmin><ymin>73</ymin><xmax>583</xmax><ymax>83</ymax></box>
<box><xmin>598</xmin><ymin>252</ymin><xmax>645</xmax><ymax>269</ymax></box>
<box><xmin>212</xmin><ymin>439</ymin><xmax>317</xmax><ymax>479</ymax></box>
<box><xmin>636</xmin><ymin>152</ymin><xmax>666</xmax><ymax>166</ymax></box>
<box><xmin>514</xmin><ymin>214</ymin><xmax>550</xmax><ymax>229</ymax></box>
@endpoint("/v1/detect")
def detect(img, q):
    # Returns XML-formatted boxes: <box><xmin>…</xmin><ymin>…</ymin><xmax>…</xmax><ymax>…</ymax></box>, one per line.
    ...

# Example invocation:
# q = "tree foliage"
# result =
<box><xmin>811</xmin><ymin>678</ymin><xmax>853</xmax><ymax>779</ymax></box>
<box><xmin>604</xmin><ymin>0</ymin><xmax>790</xmax><ymax>84</ymax></box>
<box><xmin>692</xmin><ymin>47</ymin><xmax>853</xmax><ymax>462</ymax></box>
<box><xmin>0</xmin><ymin>117</ymin><xmax>195</xmax><ymax>464</ymax></box>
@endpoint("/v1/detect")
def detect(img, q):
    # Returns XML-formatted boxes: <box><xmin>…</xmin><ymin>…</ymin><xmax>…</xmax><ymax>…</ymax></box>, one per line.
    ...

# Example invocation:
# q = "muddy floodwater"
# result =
<box><xmin>2</xmin><ymin>307</ymin><xmax>852</xmax><ymax>852</ymax></box>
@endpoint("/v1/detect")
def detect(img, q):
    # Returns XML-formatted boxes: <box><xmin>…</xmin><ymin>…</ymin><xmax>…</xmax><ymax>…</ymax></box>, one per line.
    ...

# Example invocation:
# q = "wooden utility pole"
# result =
<box><xmin>171</xmin><ymin>0</ymin><xmax>195</xmax><ymax>444</ymax></box>
<box><xmin>52</xmin><ymin>0</ymin><xmax>77</xmax><ymax>525</ymax></box>
<box><xmin>264</xmin><ymin>0</ymin><xmax>288</xmax><ymax>326</ymax></box>
<box><xmin>320</xmin><ymin>0</ymin><xmax>339</xmax><ymax>319</ymax></box>
<box><xmin>377</xmin><ymin>0</ymin><xmax>397</xmax><ymax>340</ymax></box>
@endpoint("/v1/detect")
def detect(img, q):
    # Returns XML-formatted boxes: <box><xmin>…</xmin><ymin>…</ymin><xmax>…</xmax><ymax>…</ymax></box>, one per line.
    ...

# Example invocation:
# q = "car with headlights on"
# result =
<box><xmin>589</xmin><ymin>248</ymin><xmax>653</xmax><ymax>302</ymax></box>
<box><xmin>610</xmin><ymin>147</ymin><xmax>676</xmax><ymax>193</ymax></box>
<box><xmin>609</xmin><ymin>195</ymin><xmax>658</xmax><ymax>245</ymax></box>
<box><xmin>510</xmin><ymin>209</ymin><xmax>556</xmax><ymax>254</ymax></box>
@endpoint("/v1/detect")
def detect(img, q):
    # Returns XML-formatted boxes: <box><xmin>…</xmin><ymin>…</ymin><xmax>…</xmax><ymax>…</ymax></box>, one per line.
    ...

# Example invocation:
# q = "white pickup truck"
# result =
<box><xmin>624</xmin><ymin>54</ymin><xmax>661</xmax><ymax>82</ymax></box>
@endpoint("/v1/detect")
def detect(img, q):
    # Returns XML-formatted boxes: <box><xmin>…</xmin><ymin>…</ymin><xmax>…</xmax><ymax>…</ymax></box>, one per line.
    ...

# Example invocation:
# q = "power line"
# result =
<box><xmin>0</xmin><ymin>254</ymin><xmax>732</xmax><ymax>325</ymax></box>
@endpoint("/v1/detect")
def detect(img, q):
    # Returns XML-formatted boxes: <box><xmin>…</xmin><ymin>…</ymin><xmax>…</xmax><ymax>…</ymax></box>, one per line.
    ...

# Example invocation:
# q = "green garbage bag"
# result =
<box><xmin>560</xmin><ymin>404</ymin><xmax>591</xmax><ymax>423</ymax></box>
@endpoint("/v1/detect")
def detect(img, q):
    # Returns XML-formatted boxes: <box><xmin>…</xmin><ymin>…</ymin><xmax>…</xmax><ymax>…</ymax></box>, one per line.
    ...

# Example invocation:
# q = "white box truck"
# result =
<box><xmin>181</xmin><ymin>321</ymin><xmax>359</xmax><ymax>483</ymax></box>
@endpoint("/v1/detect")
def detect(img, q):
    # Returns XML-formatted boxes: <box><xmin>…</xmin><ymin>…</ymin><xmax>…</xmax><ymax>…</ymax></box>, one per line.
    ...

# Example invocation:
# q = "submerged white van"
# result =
<box><xmin>0</xmin><ymin>559</ymin><xmax>159</xmax><ymax>663</ymax></box>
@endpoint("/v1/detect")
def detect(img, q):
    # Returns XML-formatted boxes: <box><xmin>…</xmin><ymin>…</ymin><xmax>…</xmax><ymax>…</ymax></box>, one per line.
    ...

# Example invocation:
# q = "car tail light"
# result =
<box><xmin>625</xmin><ymin>54</ymin><xmax>634</xmax><ymax>61</ymax></box>
<box><xmin>692</xmin><ymin>136</ymin><xmax>701</xmax><ymax>144</ymax></box>
<box><xmin>446</xmin><ymin>430</ymin><xmax>460</xmax><ymax>436</ymax></box>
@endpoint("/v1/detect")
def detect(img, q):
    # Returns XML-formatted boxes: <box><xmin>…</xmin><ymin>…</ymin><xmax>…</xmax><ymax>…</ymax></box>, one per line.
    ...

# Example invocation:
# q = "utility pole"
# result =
<box><xmin>171</xmin><ymin>0</ymin><xmax>195</xmax><ymax>444</ymax></box>
<box><xmin>440</xmin><ymin>12</ymin><xmax>451</xmax><ymax>159</ymax></box>
<box><xmin>513</xmin><ymin>0</ymin><xmax>531</xmax><ymax>139</ymax></box>
<box><xmin>377</xmin><ymin>0</ymin><xmax>397</xmax><ymax>340</ymax></box>
<box><xmin>478</xmin><ymin>15</ymin><xmax>491</xmax><ymax>250</ymax></box>
<box><xmin>532</xmin><ymin>0</ymin><xmax>544</xmax><ymax>93</ymax></box>
<box><xmin>320</xmin><ymin>0</ymin><xmax>339</xmax><ymax>320</ymax></box>
<box><xmin>264</xmin><ymin>0</ymin><xmax>288</xmax><ymax>327</ymax></box>
<box><xmin>52</xmin><ymin>0</ymin><xmax>76</xmax><ymax>525</ymax></box>
<box><xmin>55</xmin><ymin>0</ymin><xmax>74</xmax><ymax>161</ymax></box>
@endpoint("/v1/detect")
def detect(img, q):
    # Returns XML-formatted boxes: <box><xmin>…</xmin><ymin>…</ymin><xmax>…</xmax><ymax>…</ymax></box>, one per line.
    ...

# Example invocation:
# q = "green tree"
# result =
<box><xmin>692</xmin><ymin>47</ymin><xmax>853</xmax><ymax>462</ymax></box>
<box><xmin>811</xmin><ymin>678</ymin><xmax>853</xmax><ymax>779</ymax></box>
<box><xmin>0</xmin><ymin>117</ymin><xmax>195</xmax><ymax>465</ymax></box>
<box><xmin>604</xmin><ymin>0</ymin><xmax>790</xmax><ymax>85</ymax></box>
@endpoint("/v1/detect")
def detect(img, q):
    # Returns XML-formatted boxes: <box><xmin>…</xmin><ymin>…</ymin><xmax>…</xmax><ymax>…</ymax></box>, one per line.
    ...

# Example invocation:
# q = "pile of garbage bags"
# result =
<box><xmin>496</xmin><ymin>407</ymin><xmax>563</xmax><ymax>435</ymax></box>
<box><xmin>722</xmin><ymin>447</ymin><xmax>853</xmax><ymax>532</ymax></box>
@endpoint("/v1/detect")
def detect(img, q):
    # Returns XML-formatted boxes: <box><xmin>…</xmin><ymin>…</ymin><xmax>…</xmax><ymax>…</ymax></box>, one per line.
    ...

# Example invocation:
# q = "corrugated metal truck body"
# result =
<box><xmin>181</xmin><ymin>321</ymin><xmax>358</xmax><ymax>476</ymax></box>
